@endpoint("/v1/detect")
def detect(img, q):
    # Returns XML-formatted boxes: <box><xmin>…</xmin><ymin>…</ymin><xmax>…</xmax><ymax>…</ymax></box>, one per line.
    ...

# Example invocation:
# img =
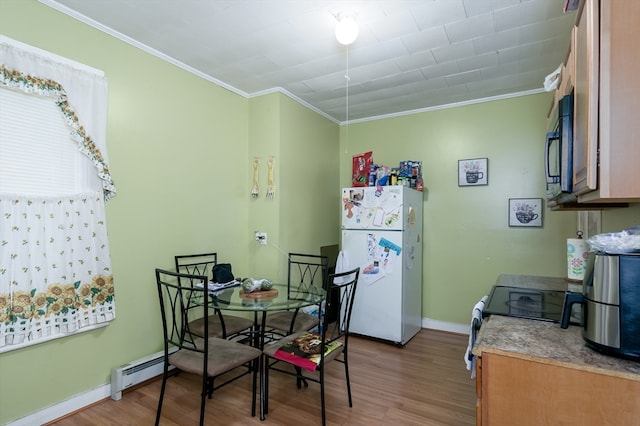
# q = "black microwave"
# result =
<box><xmin>545</xmin><ymin>93</ymin><xmax>574</xmax><ymax>202</ymax></box>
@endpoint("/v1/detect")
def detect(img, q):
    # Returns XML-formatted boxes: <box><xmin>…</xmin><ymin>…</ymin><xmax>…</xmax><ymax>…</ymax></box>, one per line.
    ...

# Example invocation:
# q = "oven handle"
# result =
<box><xmin>468</xmin><ymin>316</ymin><xmax>482</xmax><ymax>361</ymax></box>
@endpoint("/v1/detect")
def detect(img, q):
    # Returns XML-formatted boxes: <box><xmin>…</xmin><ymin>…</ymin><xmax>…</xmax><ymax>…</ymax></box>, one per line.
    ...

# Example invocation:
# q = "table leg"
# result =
<box><xmin>259</xmin><ymin>311</ymin><xmax>268</xmax><ymax>420</ymax></box>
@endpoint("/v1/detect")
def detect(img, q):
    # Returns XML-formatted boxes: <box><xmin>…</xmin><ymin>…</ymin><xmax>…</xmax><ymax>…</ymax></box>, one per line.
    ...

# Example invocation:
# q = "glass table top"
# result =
<box><xmin>207</xmin><ymin>282</ymin><xmax>324</xmax><ymax>312</ymax></box>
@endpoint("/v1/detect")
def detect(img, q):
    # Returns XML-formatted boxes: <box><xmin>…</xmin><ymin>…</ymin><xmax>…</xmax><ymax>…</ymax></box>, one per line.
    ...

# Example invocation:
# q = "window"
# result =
<box><xmin>0</xmin><ymin>37</ymin><xmax>116</xmax><ymax>352</ymax></box>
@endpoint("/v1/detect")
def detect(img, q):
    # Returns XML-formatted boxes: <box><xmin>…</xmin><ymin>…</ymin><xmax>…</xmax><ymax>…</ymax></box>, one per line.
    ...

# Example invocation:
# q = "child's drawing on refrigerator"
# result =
<box><xmin>361</xmin><ymin>234</ymin><xmax>401</xmax><ymax>286</ymax></box>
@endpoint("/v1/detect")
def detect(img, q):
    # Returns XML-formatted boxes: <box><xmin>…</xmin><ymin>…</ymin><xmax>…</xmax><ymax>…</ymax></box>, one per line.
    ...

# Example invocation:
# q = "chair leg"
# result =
<box><xmin>262</xmin><ymin>355</ymin><xmax>269</xmax><ymax>419</ymax></box>
<box><xmin>320</xmin><ymin>367</ymin><xmax>326</xmax><ymax>426</ymax></box>
<box><xmin>251</xmin><ymin>357</ymin><xmax>258</xmax><ymax>417</ymax></box>
<box><xmin>294</xmin><ymin>366</ymin><xmax>309</xmax><ymax>388</ymax></box>
<box><xmin>155</xmin><ymin>369</ymin><xmax>169</xmax><ymax>426</ymax></box>
<box><xmin>200</xmin><ymin>372</ymin><xmax>208</xmax><ymax>426</ymax></box>
<box><xmin>344</xmin><ymin>352</ymin><xmax>353</xmax><ymax>407</ymax></box>
<box><xmin>207</xmin><ymin>377</ymin><xmax>214</xmax><ymax>399</ymax></box>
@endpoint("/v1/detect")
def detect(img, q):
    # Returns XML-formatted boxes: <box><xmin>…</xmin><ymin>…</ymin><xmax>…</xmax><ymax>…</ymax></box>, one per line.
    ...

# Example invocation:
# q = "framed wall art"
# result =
<box><xmin>458</xmin><ymin>158</ymin><xmax>488</xmax><ymax>186</ymax></box>
<box><xmin>509</xmin><ymin>198</ymin><xmax>543</xmax><ymax>227</ymax></box>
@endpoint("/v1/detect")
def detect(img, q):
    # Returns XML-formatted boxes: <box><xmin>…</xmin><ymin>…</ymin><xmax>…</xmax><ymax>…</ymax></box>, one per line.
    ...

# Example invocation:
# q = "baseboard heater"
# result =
<box><xmin>110</xmin><ymin>347</ymin><xmax>177</xmax><ymax>400</ymax></box>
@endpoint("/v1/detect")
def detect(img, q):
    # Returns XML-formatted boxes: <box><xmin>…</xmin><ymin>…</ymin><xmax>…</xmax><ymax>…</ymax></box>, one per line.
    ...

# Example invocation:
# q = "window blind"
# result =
<box><xmin>0</xmin><ymin>88</ymin><xmax>91</xmax><ymax>196</ymax></box>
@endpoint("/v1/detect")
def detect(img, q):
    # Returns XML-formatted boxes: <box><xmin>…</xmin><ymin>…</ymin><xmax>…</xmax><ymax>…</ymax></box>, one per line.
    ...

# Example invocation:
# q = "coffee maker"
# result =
<box><xmin>561</xmin><ymin>252</ymin><xmax>640</xmax><ymax>360</ymax></box>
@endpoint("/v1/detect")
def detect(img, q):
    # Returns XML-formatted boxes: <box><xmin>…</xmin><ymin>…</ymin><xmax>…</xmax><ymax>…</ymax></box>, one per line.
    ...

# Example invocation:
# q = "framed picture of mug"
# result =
<box><xmin>458</xmin><ymin>158</ymin><xmax>488</xmax><ymax>186</ymax></box>
<box><xmin>509</xmin><ymin>198</ymin><xmax>543</xmax><ymax>227</ymax></box>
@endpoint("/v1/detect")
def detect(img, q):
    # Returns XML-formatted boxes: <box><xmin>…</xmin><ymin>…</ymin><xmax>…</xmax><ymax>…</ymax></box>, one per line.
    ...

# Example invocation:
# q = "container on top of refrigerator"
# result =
<box><xmin>367</xmin><ymin>160</ymin><xmax>424</xmax><ymax>190</ymax></box>
<box><xmin>352</xmin><ymin>151</ymin><xmax>373</xmax><ymax>187</ymax></box>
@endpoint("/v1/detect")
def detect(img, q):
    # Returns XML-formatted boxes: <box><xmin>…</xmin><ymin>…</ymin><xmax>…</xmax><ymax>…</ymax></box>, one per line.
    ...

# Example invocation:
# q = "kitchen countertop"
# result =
<box><xmin>473</xmin><ymin>308</ymin><xmax>640</xmax><ymax>382</ymax></box>
<box><xmin>494</xmin><ymin>273</ymin><xmax>581</xmax><ymax>292</ymax></box>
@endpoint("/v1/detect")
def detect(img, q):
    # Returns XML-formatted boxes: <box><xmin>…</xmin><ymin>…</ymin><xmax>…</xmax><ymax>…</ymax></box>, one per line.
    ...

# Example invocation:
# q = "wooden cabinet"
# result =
<box><xmin>547</xmin><ymin>0</ymin><xmax>640</xmax><ymax>208</ymax></box>
<box><xmin>572</xmin><ymin>0</ymin><xmax>640</xmax><ymax>203</ymax></box>
<box><xmin>572</xmin><ymin>0</ymin><xmax>598</xmax><ymax>196</ymax></box>
<box><xmin>476</xmin><ymin>352</ymin><xmax>640</xmax><ymax>426</ymax></box>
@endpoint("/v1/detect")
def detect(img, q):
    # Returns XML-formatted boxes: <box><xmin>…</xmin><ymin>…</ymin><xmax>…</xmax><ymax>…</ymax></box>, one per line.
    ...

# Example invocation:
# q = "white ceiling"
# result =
<box><xmin>41</xmin><ymin>0</ymin><xmax>576</xmax><ymax>123</ymax></box>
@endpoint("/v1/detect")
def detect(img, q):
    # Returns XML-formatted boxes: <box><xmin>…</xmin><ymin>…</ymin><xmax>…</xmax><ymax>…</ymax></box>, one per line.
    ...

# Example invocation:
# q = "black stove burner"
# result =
<box><xmin>483</xmin><ymin>285</ymin><xmax>565</xmax><ymax>322</ymax></box>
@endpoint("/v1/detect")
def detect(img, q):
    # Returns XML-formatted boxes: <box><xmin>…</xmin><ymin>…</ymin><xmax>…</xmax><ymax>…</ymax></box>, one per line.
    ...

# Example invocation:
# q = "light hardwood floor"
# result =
<box><xmin>47</xmin><ymin>329</ymin><xmax>476</xmax><ymax>425</ymax></box>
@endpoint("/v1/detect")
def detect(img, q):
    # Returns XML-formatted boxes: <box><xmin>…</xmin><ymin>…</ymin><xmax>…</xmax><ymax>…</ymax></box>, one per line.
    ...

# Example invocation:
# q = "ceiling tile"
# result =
<box><xmin>411</xmin><ymin>1</ymin><xmax>467</xmax><ymax>30</ymax></box>
<box><xmin>431</xmin><ymin>40</ymin><xmax>475</xmax><ymax>64</ymax></box>
<box><xmin>46</xmin><ymin>0</ymin><xmax>576</xmax><ymax>122</ymax></box>
<box><xmin>445</xmin><ymin>12</ymin><xmax>495</xmax><ymax>44</ymax></box>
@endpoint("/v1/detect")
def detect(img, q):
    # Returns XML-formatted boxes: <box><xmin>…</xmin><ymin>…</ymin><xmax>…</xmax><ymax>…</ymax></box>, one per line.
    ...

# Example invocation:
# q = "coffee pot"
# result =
<box><xmin>561</xmin><ymin>251</ymin><xmax>640</xmax><ymax>360</ymax></box>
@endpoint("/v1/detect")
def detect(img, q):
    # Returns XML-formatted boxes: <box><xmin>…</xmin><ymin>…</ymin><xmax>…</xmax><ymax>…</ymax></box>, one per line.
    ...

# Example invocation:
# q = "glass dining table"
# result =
<box><xmin>208</xmin><ymin>282</ymin><xmax>324</xmax><ymax>339</ymax></box>
<box><xmin>207</xmin><ymin>282</ymin><xmax>324</xmax><ymax>420</ymax></box>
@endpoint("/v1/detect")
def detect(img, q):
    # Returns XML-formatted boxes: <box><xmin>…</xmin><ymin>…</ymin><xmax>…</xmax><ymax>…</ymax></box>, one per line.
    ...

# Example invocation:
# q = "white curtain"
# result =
<box><xmin>0</xmin><ymin>36</ymin><xmax>116</xmax><ymax>351</ymax></box>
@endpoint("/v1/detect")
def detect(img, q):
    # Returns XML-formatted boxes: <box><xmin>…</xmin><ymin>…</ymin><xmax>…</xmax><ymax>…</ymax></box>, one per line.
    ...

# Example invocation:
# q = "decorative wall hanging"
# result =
<box><xmin>266</xmin><ymin>156</ymin><xmax>276</xmax><ymax>199</ymax></box>
<box><xmin>251</xmin><ymin>158</ymin><xmax>260</xmax><ymax>198</ymax></box>
<box><xmin>458</xmin><ymin>158</ymin><xmax>488</xmax><ymax>186</ymax></box>
<box><xmin>509</xmin><ymin>198</ymin><xmax>543</xmax><ymax>227</ymax></box>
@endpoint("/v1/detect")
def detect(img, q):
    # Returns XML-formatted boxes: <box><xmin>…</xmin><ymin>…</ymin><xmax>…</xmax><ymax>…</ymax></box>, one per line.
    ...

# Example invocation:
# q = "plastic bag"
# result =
<box><xmin>586</xmin><ymin>226</ymin><xmax>640</xmax><ymax>254</ymax></box>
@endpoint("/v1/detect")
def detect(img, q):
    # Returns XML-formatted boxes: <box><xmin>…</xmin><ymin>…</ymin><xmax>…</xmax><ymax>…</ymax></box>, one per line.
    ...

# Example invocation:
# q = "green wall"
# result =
<box><xmin>247</xmin><ymin>93</ymin><xmax>340</xmax><ymax>282</ymax></box>
<box><xmin>339</xmin><ymin>95</ymin><xmax>579</xmax><ymax>324</ymax></box>
<box><xmin>600</xmin><ymin>206</ymin><xmax>640</xmax><ymax>233</ymax></box>
<box><xmin>277</xmin><ymin>94</ymin><xmax>341</xmax><ymax>265</ymax></box>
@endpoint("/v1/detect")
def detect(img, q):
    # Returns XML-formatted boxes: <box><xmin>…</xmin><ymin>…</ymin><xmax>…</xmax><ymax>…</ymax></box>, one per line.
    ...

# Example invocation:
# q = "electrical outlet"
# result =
<box><xmin>254</xmin><ymin>231</ymin><xmax>267</xmax><ymax>245</ymax></box>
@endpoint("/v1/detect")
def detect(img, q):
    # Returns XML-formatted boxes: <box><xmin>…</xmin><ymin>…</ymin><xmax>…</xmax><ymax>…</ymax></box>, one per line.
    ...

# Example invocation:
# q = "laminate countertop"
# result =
<box><xmin>473</xmin><ymin>309</ymin><xmax>640</xmax><ymax>382</ymax></box>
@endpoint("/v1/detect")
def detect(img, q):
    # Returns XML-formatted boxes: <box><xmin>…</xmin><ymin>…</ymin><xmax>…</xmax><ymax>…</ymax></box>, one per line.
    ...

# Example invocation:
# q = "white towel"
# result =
<box><xmin>334</xmin><ymin>250</ymin><xmax>350</xmax><ymax>284</ymax></box>
<box><xmin>464</xmin><ymin>295</ymin><xmax>488</xmax><ymax>378</ymax></box>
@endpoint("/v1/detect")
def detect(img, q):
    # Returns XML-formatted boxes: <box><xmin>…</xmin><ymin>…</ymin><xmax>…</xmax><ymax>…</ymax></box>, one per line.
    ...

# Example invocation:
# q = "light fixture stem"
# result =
<box><xmin>344</xmin><ymin>44</ymin><xmax>350</xmax><ymax>154</ymax></box>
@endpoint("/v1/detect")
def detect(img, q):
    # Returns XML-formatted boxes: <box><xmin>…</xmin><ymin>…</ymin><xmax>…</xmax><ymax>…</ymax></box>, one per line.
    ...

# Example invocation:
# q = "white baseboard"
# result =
<box><xmin>6</xmin><ymin>384</ymin><xmax>111</xmax><ymax>426</ymax></box>
<box><xmin>422</xmin><ymin>317</ymin><xmax>469</xmax><ymax>335</ymax></box>
<box><xmin>7</xmin><ymin>317</ymin><xmax>470</xmax><ymax>425</ymax></box>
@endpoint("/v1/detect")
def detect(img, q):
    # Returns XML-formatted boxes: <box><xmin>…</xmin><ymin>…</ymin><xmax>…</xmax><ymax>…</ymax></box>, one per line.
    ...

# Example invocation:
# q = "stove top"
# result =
<box><xmin>483</xmin><ymin>285</ymin><xmax>566</xmax><ymax>322</ymax></box>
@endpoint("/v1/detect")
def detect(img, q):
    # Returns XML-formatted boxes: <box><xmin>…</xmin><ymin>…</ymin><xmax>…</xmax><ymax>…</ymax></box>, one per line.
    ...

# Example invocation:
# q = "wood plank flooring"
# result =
<box><xmin>47</xmin><ymin>329</ymin><xmax>476</xmax><ymax>425</ymax></box>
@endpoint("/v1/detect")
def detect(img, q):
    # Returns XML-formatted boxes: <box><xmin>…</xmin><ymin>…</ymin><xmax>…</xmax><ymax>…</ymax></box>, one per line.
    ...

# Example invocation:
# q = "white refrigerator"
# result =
<box><xmin>340</xmin><ymin>186</ymin><xmax>423</xmax><ymax>345</ymax></box>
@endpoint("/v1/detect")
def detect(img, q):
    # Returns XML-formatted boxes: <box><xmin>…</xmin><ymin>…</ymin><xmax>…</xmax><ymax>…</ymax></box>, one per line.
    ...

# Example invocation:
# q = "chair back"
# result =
<box><xmin>155</xmin><ymin>268</ymin><xmax>209</xmax><ymax>356</ymax></box>
<box><xmin>287</xmin><ymin>253</ymin><xmax>329</xmax><ymax>300</ymax></box>
<box><xmin>175</xmin><ymin>252</ymin><xmax>217</xmax><ymax>278</ymax></box>
<box><xmin>321</xmin><ymin>267</ymin><xmax>360</xmax><ymax>353</ymax></box>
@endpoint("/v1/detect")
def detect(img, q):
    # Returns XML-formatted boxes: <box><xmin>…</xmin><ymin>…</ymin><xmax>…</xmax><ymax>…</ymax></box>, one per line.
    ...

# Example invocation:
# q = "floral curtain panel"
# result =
<box><xmin>0</xmin><ymin>37</ymin><xmax>116</xmax><ymax>351</ymax></box>
<box><xmin>0</xmin><ymin>193</ymin><xmax>115</xmax><ymax>348</ymax></box>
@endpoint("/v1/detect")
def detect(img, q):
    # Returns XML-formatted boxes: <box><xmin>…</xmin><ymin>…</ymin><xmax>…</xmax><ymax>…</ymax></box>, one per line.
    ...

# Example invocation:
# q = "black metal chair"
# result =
<box><xmin>155</xmin><ymin>268</ymin><xmax>261</xmax><ymax>426</ymax></box>
<box><xmin>263</xmin><ymin>253</ymin><xmax>329</xmax><ymax>337</ymax></box>
<box><xmin>175</xmin><ymin>253</ymin><xmax>253</xmax><ymax>339</ymax></box>
<box><xmin>262</xmin><ymin>267</ymin><xmax>360</xmax><ymax>425</ymax></box>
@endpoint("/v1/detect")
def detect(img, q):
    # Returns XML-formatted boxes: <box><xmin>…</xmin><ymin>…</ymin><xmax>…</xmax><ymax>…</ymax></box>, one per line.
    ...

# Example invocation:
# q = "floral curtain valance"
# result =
<box><xmin>0</xmin><ymin>44</ymin><xmax>115</xmax><ymax>201</ymax></box>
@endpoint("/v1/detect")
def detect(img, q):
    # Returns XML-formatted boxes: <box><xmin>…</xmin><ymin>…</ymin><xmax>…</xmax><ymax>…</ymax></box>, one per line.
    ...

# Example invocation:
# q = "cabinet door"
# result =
<box><xmin>593</xmin><ymin>0</ymin><xmax>640</xmax><ymax>200</ymax></box>
<box><xmin>481</xmin><ymin>353</ymin><xmax>640</xmax><ymax>425</ymax></box>
<box><xmin>572</xmin><ymin>0</ymin><xmax>599</xmax><ymax>195</ymax></box>
<box><xmin>475</xmin><ymin>357</ymin><xmax>482</xmax><ymax>426</ymax></box>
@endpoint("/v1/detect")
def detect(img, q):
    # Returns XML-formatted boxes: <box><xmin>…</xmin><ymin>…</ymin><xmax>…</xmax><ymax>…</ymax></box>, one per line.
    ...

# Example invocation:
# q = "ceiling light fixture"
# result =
<box><xmin>333</xmin><ymin>12</ymin><xmax>358</xmax><ymax>153</ymax></box>
<box><xmin>335</xmin><ymin>14</ymin><xmax>359</xmax><ymax>45</ymax></box>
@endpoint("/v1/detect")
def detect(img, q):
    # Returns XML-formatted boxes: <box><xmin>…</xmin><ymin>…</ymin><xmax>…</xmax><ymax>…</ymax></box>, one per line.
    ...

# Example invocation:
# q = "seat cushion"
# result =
<box><xmin>265</xmin><ymin>311</ymin><xmax>318</xmax><ymax>334</ymax></box>
<box><xmin>189</xmin><ymin>314</ymin><xmax>253</xmax><ymax>338</ymax></box>
<box><xmin>169</xmin><ymin>337</ymin><xmax>261</xmax><ymax>377</ymax></box>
